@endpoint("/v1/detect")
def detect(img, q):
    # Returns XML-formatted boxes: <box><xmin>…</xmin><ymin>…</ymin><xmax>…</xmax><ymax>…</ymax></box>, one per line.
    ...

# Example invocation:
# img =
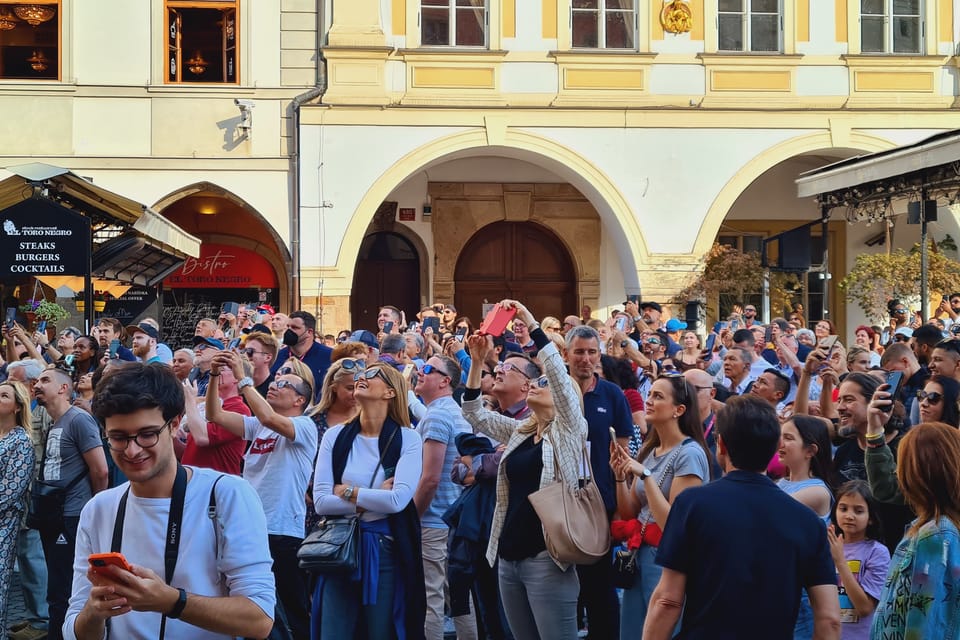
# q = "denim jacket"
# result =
<box><xmin>871</xmin><ymin>516</ymin><xmax>960</xmax><ymax>639</ymax></box>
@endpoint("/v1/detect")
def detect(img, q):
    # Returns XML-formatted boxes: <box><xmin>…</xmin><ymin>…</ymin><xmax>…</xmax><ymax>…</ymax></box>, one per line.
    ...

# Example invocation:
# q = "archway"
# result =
<box><xmin>350</xmin><ymin>232</ymin><xmax>421</xmax><ymax>331</ymax></box>
<box><xmin>454</xmin><ymin>221</ymin><xmax>577</xmax><ymax>322</ymax></box>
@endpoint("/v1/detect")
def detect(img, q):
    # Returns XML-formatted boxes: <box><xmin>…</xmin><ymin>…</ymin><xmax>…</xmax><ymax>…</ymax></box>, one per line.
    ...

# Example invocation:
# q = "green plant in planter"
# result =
<box><xmin>20</xmin><ymin>299</ymin><xmax>70</xmax><ymax>323</ymax></box>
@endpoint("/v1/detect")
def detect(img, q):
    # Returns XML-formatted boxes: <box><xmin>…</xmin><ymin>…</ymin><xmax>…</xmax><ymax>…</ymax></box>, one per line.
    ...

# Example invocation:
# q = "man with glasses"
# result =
<box><xmin>511</xmin><ymin>318</ymin><xmax>537</xmax><ymax>356</ymax></box>
<box><xmin>206</xmin><ymin>350</ymin><xmax>318</xmax><ymax>640</ymax></box>
<box><xmin>412</xmin><ymin>355</ymin><xmax>476</xmax><ymax>640</ymax></box>
<box><xmin>561</xmin><ymin>315</ymin><xmax>581</xmax><ymax>336</ymax></box>
<box><xmin>683</xmin><ymin>369</ymin><xmax>723</xmax><ymax>479</ymax></box>
<box><xmin>66</xmin><ymin>363</ymin><xmax>275</xmax><ymax>640</ymax></box>
<box><xmin>440</xmin><ymin>304</ymin><xmax>458</xmax><ymax>333</ymax></box>
<box><xmin>243</xmin><ymin>331</ymin><xmax>277</xmax><ymax>397</ymax></box>
<box><xmin>742</xmin><ymin>304</ymin><xmax>759</xmax><ymax>328</ymax></box>
<box><xmin>189</xmin><ymin>336</ymin><xmax>224</xmax><ymax>397</ymax></box>
<box><xmin>32</xmin><ymin>365</ymin><xmax>108</xmax><ymax>640</ymax></box>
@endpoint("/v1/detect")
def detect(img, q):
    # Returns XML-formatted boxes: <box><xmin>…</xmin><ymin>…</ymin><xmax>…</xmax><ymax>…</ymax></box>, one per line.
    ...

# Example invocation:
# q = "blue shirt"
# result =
<box><xmin>417</xmin><ymin>395</ymin><xmax>472</xmax><ymax>529</ymax></box>
<box><xmin>583</xmin><ymin>375</ymin><xmax>633</xmax><ymax>512</ymax></box>
<box><xmin>656</xmin><ymin>470</ymin><xmax>836</xmax><ymax>639</ymax></box>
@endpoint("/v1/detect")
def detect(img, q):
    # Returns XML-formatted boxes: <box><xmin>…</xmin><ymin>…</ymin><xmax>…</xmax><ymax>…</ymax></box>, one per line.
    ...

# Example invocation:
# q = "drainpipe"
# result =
<box><xmin>288</xmin><ymin>2</ymin><xmax>326</xmax><ymax>312</ymax></box>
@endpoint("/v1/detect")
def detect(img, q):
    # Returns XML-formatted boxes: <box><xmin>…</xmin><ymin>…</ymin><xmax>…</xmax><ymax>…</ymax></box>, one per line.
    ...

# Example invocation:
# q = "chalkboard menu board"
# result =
<box><xmin>162</xmin><ymin>302</ymin><xmax>217</xmax><ymax>350</ymax></box>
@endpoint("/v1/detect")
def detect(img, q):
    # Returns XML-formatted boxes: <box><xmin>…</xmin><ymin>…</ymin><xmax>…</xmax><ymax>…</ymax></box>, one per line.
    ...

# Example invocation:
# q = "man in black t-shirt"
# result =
<box><xmin>644</xmin><ymin>397</ymin><xmax>841</xmax><ymax>640</ymax></box>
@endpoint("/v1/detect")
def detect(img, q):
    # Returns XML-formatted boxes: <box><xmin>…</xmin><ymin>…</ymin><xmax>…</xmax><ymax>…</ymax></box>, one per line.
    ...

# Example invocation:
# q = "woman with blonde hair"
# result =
<box><xmin>311</xmin><ymin>363</ymin><xmax>425</xmax><ymax>639</ymax></box>
<box><xmin>0</xmin><ymin>381</ymin><xmax>35</xmax><ymax>634</ymax></box>
<box><xmin>541</xmin><ymin>316</ymin><xmax>563</xmax><ymax>334</ymax></box>
<box><xmin>462</xmin><ymin>299</ymin><xmax>588</xmax><ymax>639</ymax></box>
<box><xmin>871</xmin><ymin>422</ymin><xmax>960</xmax><ymax>637</ymax></box>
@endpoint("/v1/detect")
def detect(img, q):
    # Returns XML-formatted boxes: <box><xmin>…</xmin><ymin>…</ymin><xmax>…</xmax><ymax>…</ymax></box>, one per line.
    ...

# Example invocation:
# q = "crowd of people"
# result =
<box><xmin>0</xmin><ymin>293</ymin><xmax>958</xmax><ymax>640</ymax></box>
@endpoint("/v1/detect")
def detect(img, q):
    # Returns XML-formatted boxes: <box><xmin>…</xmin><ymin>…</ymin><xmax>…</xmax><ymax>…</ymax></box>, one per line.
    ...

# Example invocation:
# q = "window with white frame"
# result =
<box><xmin>571</xmin><ymin>0</ymin><xmax>637</xmax><ymax>49</ymax></box>
<box><xmin>420</xmin><ymin>0</ymin><xmax>487</xmax><ymax>47</ymax></box>
<box><xmin>718</xmin><ymin>0</ymin><xmax>781</xmax><ymax>52</ymax></box>
<box><xmin>860</xmin><ymin>0</ymin><xmax>922</xmax><ymax>54</ymax></box>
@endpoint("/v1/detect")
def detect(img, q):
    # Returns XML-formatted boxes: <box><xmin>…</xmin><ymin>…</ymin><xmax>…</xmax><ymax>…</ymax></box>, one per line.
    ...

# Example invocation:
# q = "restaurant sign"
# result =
<box><xmin>0</xmin><ymin>199</ymin><xmax>90</xmax><ymax>277</ymax></box>
<box><xmin>164</xmin><ymin>242</ymin><xmax>278</xmax><ymax>288</ymax></box>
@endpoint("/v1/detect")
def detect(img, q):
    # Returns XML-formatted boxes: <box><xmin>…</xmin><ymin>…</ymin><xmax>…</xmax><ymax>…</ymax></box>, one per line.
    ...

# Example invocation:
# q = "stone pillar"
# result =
<box><xmin>328</xmin><ymin>0</ymin><xmax>386</xmax><ymax>47</ymax></box>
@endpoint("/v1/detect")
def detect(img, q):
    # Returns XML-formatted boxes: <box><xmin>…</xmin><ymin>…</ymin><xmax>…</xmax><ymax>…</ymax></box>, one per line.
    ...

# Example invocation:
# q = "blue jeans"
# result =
<box><xmin>794</xmin><ymin>588</ymin><xmax>813</xmax><ymax>640</ymax></box>
<box><xmin>620</xmin><ymin>545</ymin><xmax>679</xmax><ymax>640</ymax></box>
<box><xmin>498</xmin><ymin>551</ymin><xmax>580</xmax><ymax>640</ymax></box>
<box><xmin>16</xmin><ymin>527</ymin><xmax>48</xmax><ymax>627</ymax></box>
<box><xmin>315</xmin><ymin>534</ymin><xmax>396</xmax><ymax>640</ymax></box>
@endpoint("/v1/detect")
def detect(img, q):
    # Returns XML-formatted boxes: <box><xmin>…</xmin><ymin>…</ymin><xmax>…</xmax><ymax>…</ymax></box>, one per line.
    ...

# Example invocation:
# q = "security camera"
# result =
<box><xmin>234</xmin><ymin>98</ymin><xmax>255</xmax><ymax>108</ymax></box>
<box><xmin>234</xmin><ymin>99</ymin><xmax>254</xmax><ymax>131</ymax></box>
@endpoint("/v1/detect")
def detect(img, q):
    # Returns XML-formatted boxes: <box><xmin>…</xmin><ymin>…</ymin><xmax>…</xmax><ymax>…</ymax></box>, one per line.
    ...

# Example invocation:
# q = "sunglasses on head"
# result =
<box><xmin>338</xmin><ymin>358</ymin><xmax>366</xmax><ymax>371</ymax></box>
<box><xmin>917</xmin><ymin>389</ymin><xmax>944</xmax><ymax>403</ymax></box>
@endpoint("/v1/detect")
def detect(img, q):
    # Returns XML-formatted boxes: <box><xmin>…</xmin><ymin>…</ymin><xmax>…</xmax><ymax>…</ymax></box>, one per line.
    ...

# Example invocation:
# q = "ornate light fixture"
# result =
<box><xmin>0</xmin><ymin>9</ymin><xmax>18</xmax><ymax>30</ymax></box>
<box><xmin>13</xmin><ymin>4</ymin><xmax>55</xmax><ymax>27</ymax></box>
<box><xmin>186</xmin><ymin>50</ymin><xmax>208</xmax><ymax>75</ymax></box>
<box><xmin>27</xmin><ymin>49</ymin><xmax>48</xmax><ymax>72</ymax></box>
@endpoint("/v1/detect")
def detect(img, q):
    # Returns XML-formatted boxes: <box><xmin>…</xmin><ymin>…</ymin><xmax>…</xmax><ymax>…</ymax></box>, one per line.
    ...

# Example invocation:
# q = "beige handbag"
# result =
<box><xmin>528</xmin><ymin>440</ymin><xmax>611</xmax><ymax>565</ymax></box>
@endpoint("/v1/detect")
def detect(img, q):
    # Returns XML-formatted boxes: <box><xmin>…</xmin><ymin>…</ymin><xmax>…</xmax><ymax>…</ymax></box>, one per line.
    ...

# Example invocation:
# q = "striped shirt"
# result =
<box><xmin>417</xmin><ymin>395</ymin><xmax>472</xmax><ymax>528</ymax></box>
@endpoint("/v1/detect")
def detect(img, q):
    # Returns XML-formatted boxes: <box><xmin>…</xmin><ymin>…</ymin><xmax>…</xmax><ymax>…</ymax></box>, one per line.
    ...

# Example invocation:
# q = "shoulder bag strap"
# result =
<box><xmin>638</xmin><ymin>441</ymin><xmax>688</xmax><ymax>540</ymax></box>
<box><xmin>368</xmin><ymin>426</ymin><xmax>400</xmax><ymax>488</ymax></box>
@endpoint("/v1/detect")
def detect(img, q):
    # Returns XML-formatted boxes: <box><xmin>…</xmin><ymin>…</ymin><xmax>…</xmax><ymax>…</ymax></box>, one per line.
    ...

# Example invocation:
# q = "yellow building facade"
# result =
<box><xmin>305</xmin><ymin>0</ymin><xmax>960</xmax><ymax>337</ymax></box>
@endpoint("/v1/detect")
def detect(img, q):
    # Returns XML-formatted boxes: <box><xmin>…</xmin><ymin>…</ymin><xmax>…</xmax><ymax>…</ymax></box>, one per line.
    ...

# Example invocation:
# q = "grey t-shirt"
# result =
<box><xmin>41</xmin><ymin>406</ymin><xmax>102</xmax><ymax>516</ymax></box>
<box><xmin>636</xmin><ymin>439</ymin><xmax>710</xmax><ymax>525</ymax></box>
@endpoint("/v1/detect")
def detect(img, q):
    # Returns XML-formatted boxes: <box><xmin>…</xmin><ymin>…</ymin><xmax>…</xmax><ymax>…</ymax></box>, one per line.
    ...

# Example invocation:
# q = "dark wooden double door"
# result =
<box><xmin>454</xmin><ymin>221</ymin><xmax>577</xmax><ymax>323</ymax></box>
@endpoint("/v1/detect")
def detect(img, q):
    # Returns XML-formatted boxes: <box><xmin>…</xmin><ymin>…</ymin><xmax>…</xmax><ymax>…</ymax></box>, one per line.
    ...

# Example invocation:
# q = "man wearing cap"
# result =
<box><xmin>639</xmin><ymin>301</ymin><xmax>664</xmax><ymax>330</ymax></box>
<box><xmin>190</xmin><ymin>336</ymin><xmax>224</xmax><ymax>397</ymax></box>
<box><xmin>97</xmin><ymin>318</ymin><xmax>136</xmax><ymax>362</ymax></box>
<box><xmin>126</xmin><ymin>322</ymin><xmax>162</xmax><ymax>364</ymax></box>
<box><xmin>662</xmin><ymin>318</ymin><xmax>687</xmax><ymax>358</ymax></box>
<box><xmin>350</xmin><ymin>330</ymin><xmax>381</xmax><ymax>365</ymax></box>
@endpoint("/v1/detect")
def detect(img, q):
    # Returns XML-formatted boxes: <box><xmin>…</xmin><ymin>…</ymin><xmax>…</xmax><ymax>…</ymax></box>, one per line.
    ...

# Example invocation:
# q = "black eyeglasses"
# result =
<box><xmin>271</xmin><ymin>379</ymin><xmax>310</xmax><ymax>397</ymax></box>
<box><xmin>917</xmin><ymin>390</ymin><xmax>944</xmax><ymax>403</ymax></box>
<box><xmin>481</xmin><ymin>370</ymin><xmax>494</xmax><ymax>379</ymax></box>
<box><xmin>107</xmin><ymin>420</ymin><xmax>173</xmax><ymax>451</ymax></box>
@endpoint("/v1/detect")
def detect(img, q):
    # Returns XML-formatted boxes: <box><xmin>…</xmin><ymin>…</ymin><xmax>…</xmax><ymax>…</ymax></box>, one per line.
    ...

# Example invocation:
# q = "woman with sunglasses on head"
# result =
<box><xmin>0</xmin><ymin>380</ymin><xmax>34</xmax><ymax>635</ymax></box>
<box><xmin>304</xmin><ymin>358</ymin><xmax>362</xmax><ymax>531</ymax></box>
<box><xmin>608</xmin><ymin>374</ymin><xmax>711</xmax><ymax>639</ymax></box>
<box><xmin>205</xmin><ymin>349</ymin><xmax>320</xmax><ymax>640</ymax></box>
<box><xmin>461</xmin><ymin>299</ymin><xmax>588</xmax><ymax>639</ymax></box>
<box><xmin>312</xmin><ymin>363</ymin><xmax>425</xmax><ymax>640</ymax></box>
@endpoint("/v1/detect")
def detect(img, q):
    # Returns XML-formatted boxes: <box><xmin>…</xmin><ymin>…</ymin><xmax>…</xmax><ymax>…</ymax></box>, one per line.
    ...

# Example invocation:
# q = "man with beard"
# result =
<box><xmin>97</xmin><ymin>318</ymin><xmax>136</xmax><ymax>362</ymax></box>
<box><xmin>126</xmin><ymin>323</ymin><xmax>162</xmax><ymax>364</ymax></box>
<box><xmin>33</xmin><ymin>365</ymin><xmax>108</xmax><ymax>640</ymax></box>
<box><xmin>270</xmin><ymin>311</ymin><xmax>330</xmax><ymax>403</ymax></box>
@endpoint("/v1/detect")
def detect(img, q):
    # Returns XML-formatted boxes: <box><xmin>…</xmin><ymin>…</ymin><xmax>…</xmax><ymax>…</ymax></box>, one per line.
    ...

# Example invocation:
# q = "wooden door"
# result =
<box><xmin>350</xmin><ymin>233</ymin><xmax>421</xmax><ymax>332</ymax></box>
<box><xmin>454</xmin><ymin>222</ymin><xmax>576</xmax><ymax>323</ymax></box>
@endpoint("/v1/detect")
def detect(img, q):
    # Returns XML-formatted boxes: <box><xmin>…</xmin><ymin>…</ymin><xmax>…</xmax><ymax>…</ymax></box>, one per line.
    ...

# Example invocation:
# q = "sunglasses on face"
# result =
<box><xmin>894</xmin><ymin>309</ymin><xmax>908</xmax><ymax>315</ymax></box>
<box><xmin>645</xmin><ymin>338</ymin><xmax>661</xmax><ymax>345</ymax></box>
<box><xmin>534</xmin><ymin>375</ymin><xmax>549</xmax><ymax>388</ymax></box>
<box><xmin>917</xmin><ymin>390</ymin><xmax>944</xmax><ymax>403</ymax></box>
<box><xmin>421</xmin><ymin>363</ymin><xmax>450</xmax><ymax>379</ymax></box>
<box><xmin>354</xmin><ymin>368</ymin><xmax>391</xmax><ymax>386</ymax></box>
<box><xmin>494</xmin><ymin>362</ymin><xmax>530</xmax><ymax>379</ymax></box>
<box><xmin>481</xmin><ymin>370</ymin><xmax>494</xmax><ymax>378</ymax></box>
<box><xmin>271</xmin><ymin>379</ymin><xmax>310</xmax><ymax>397</ymax></box>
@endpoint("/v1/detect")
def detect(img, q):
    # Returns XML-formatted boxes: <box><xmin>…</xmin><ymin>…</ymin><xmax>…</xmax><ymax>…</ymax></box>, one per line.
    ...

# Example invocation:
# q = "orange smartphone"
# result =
<box><xmin>89</xmin><ymin>552</ymin><xmax>133</xmax><ymax>574</ymax></box>
<box><xmin>478</xmin><ymin>303</ymin><xmax>517</xmax><ymax>337</ymax></box>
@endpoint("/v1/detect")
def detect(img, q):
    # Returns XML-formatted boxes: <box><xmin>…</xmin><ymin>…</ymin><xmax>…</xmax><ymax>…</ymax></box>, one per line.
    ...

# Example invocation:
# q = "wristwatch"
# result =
<box><xmin>639</xmin><ymin>467</ymin><xmax>652</xmax><ymax>480</ymax></box>
<box><xmin>343</xmin><ymin>485</ymin><xmax>354</xmax><ymax>500</ymax></box>
<box><xmin>237</xmin><ymin>376</ymin><xmax>254</xmax><ymax>391</ymax></box>
<box><xmin>632</xmin><ymin>315</ymin><xmax>642</xmax><ymax>324</ymax></box>
<box><xmin>167</xmin><ymin>587</ymin><xmax>188</xmax><ymax>619</ymax></box>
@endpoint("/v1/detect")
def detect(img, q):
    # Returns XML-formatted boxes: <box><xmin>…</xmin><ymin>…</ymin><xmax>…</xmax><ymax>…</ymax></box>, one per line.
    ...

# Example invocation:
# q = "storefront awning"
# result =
<box><xmin>0</xmin><ymin>163</ymin><xmax>200</xmax><ymax>286</ymax></box>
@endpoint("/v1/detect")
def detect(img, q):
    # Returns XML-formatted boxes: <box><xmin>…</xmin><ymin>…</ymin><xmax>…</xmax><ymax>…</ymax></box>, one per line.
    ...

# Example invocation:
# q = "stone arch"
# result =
<box><xmin>691</xmin><ymin>131</ymin><xmax>897</xmax><ymax>256</ymax></box>
<box><xmin>337</xmin><ymin>128</ymin><xmax>649</xmax><ymax>296</ymax></box>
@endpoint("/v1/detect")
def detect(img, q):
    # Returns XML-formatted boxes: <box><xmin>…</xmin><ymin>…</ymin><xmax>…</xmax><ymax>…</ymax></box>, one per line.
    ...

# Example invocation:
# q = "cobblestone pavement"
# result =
<box><xmin>5</xmin><ymin>570</ymin><xmax>28</xmax><ymax>638</ymax></box>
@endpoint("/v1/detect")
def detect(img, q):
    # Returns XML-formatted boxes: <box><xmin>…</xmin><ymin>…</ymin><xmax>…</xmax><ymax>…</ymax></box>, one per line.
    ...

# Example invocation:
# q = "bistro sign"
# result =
<box><xmin>0</xmin><ymin>199</ymin><xmax>90</xmax><ymax>276</ymax></box>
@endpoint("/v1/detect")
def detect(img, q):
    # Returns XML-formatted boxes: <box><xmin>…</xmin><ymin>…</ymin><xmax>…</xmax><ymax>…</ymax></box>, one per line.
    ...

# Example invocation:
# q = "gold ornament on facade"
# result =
<box><xmin>660</xmin><ymin>0</ymin><xmax>693</xmax><ymax>34</ymax></box>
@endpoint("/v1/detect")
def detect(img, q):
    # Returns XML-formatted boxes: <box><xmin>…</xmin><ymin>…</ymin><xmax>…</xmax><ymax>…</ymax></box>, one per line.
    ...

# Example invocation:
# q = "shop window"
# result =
<box><xmin>718</xmin><ymin>0</ymin><xmax>781</xmax><ymax>52</ymax></box>
<box><xmin>860</xmin><ymin>0</ymin><xmax>922</xmax><ymax>54</ymax></box>
<box><xmin>420</xmin><ymin>0</ymin><xmax>487</xmax><ymax>47</ymax></box>
<box><xmin>166</xmin><ymin>1</ymin><xmax>237</xmax><ymax>83</ymax></box>
<box><xmin>572</xmin><ymin>0</ymin><xmax>636</xmax><ymax>49</ymax></box>
<box><xmin>0</xmin><ymin>1</ymin><xmax>59</xmax><ymax>80</ymax></box>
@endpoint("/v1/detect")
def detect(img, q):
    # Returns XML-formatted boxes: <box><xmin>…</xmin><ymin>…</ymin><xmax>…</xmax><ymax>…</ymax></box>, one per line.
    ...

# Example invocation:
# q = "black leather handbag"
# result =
<box><xmin>297</xmin><ymin>515</ymin><xmax>361</xmax><ymax>573</ymax></box>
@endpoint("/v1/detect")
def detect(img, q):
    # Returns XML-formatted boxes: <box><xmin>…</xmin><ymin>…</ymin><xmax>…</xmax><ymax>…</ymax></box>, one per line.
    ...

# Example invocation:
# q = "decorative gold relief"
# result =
<box><xmin>660</xmin><ymin>0</ymin><xmax>692</xmax><ymax>34</ymax></box>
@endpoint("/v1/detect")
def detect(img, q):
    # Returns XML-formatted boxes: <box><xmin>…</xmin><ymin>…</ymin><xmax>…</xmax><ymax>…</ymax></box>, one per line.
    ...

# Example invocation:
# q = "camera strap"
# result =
<box><xmin>111</xmin><ymin>464</ymin><xmax>188</xmax><ymax>640</ymax></box>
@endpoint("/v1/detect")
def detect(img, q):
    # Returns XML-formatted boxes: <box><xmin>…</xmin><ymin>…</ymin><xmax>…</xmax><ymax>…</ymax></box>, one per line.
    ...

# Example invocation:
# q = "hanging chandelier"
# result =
<box><xmin>0</xmin><ymin>8</ymin><xmax>18</xmax><ymax>30</ymax></box>
<box><xmin>27</xmin><ymin>49</ymin><xmax>48</xmax><ymax>72</ymax></box>
<box><xmin>186</xmin><ymin>50</ymin><xmax>208</xmax><ymax>75</ymax></box>
<box><xmin>13</xmin><ymin>4</ymin><xmax>55</xmax><ymax>27</ymax></box>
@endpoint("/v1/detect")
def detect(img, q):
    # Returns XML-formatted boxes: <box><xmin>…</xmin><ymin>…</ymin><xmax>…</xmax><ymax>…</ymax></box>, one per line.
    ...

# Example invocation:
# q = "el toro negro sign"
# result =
<box><xmin>0</xmin><ymin>199</ymin><xmax>90</xmax><ymax>277</ymax></box>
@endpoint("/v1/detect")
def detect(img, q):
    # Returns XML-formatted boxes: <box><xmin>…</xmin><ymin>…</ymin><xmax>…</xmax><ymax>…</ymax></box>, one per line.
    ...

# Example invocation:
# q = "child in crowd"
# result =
<box><xmin>827</xmin><ymin>480</ymin><xmax>890</xmax><ymax>640</ymax></box>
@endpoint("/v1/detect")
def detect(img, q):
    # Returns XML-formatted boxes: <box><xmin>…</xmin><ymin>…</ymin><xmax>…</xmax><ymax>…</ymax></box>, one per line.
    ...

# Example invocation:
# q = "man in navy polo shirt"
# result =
<box><xmin>271</xmin><ymin>310</ymin><xmax>331</xmax><ymax>403</ymax></box>
<box><xmin>644</xmin><ymin>396</ymin><xmax>841</xmax><ymax>640</ymax></box>
<box><xmin>565</xmin><ymin>324</ymin><xmax>632</xmax><ymax>640</ymax></box>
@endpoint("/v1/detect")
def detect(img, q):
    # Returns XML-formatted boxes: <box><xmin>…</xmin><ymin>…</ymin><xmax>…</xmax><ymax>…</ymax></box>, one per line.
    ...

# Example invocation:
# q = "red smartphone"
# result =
<box><xmin>478</xmin><ymin>303</ymin><xmax>517</xmax><ymax>337</ymax></box>
<box><xmin>89</xmin><ymin>552</ymin><xmax>133</xmax><ymax>574</ymax></box>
